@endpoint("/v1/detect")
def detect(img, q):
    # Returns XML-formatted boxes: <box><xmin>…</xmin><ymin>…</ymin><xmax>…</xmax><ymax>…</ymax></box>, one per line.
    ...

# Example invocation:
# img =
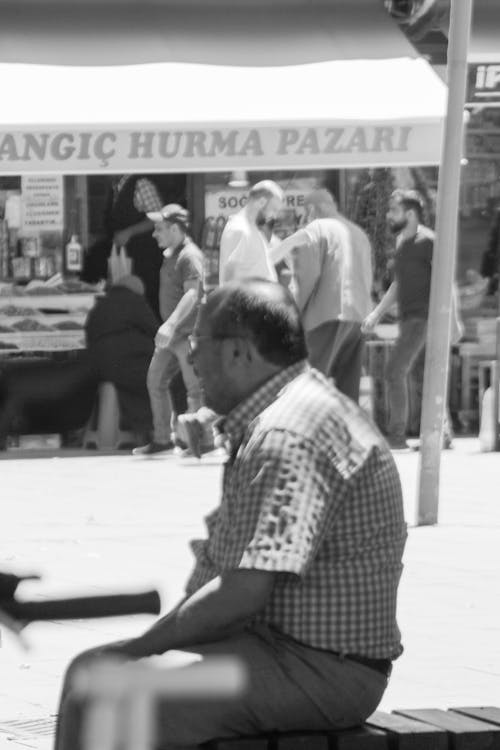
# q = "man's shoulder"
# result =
<box><xmin>414</xmin><ymin>225</ymin><xmax>435</xmax><ymax>250</ymax></box>
<box><xmin>223</xmin><ymin>212</ymin><xmax>249</xmax><ymax>234</ymax></box>
<box><xmin>307</xmin><ymin>217</ymin><xmax>346</xmax><ymax>234</ymax></box>
<box><xmin>398</xmin><ymin>226</ymin><xmax>434</xmax><ymax>255</ymax></box>
<box><xmin>250</xmin><ymin>369</ymin><xmax>390</xmax><ymax>481</ymax></box>
<box><xmin>259</xmin><ymin>370</ymin><xmax>379</xmax><ymax>443</ymax></box>
<box><xmin>179</xmin><ymin>239</ymin><xmax>203</xmax><ymax>260</ymax></box>
<box><xmin>342</xmin><ymin>217</ymin><xmax>371</xmax><ymax>247</ymax></box>
<box><xmin>306</xmin><ymin>218</ymin><xmax>350</xmax><ymax>246</ymax></box>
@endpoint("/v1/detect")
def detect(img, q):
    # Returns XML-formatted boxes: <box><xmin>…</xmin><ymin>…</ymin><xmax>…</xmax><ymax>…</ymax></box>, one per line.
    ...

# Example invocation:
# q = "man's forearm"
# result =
<box><xmin>133</xmin><ymin>571</ymin><xmax>274</xmax><ymax>657</ymax></box>
<box><xmin>129</xmin><ymin>218</ymin><xmax>155</xmax><ymax>239</ymax></box>
<box><xmin>270</xmin><ymin>230</ymin><xmax>309</xmax><ymax>265</ymax></box>
<box><xmin>372</xmin><ymin>281</ymin><xmax>398</xmax><ymax>321</ymax></box>
<box><xmin>161</xmin><ymin>289</ymin><xmax>198</xmax><ymax>334</ymax></box>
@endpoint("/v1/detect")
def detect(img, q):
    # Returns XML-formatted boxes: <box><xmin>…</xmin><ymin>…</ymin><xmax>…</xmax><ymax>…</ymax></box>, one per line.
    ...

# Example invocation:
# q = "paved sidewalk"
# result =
<box><xmin>0</xmin><ymin>439</ymin><xmax>499</xmax><ymax>748</ymax></box>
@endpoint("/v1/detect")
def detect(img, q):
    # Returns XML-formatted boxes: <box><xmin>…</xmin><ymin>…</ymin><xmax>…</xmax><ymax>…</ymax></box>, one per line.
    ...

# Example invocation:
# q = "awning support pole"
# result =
<box><xmin>416</xmin><ymin>0</ymin><xmax>473</xmax><ymax>526</ymax></box>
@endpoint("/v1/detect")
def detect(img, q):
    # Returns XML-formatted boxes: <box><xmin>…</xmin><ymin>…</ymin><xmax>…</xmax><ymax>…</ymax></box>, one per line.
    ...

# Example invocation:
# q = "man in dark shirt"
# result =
<box><xmin>363</xmin><ymin>190</ymin><xmax>462</xmax><ymax>449</ymax></box>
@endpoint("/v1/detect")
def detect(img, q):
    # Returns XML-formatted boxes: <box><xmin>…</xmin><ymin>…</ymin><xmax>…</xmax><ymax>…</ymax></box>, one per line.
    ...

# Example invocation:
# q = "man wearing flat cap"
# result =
<box><xmin>133</xmin><ymin>205</ymin><xmax>205</xmax><ymax>455</ymax></box>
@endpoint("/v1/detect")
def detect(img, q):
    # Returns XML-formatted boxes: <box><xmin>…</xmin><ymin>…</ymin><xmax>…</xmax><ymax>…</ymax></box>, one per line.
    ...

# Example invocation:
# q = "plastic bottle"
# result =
<box><xmin>201</xmin><ymin>218</ymin><xmax>217</xmax><ymax>250</ymax></box>
<box><xmin>65</xmin><ymin>234</ymin><xmax>83</xmax><ymax>273</ymax></box>
<box><xmin>478</xmin><ymin>385</ymin><xmax>500</xmax><ymax>452</ymax></box>
<box><xmin>214</xmin><ymin>216</ymin><xmax>227</xmax><ymax>248</ymax></box>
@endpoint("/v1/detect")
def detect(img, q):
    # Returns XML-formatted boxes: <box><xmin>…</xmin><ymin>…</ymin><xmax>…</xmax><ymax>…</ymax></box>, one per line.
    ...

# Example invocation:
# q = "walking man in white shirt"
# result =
<box><xmin>219</xmin><ymin>180</ymin><xmax>284</xmax><ymax>284</ymax></box>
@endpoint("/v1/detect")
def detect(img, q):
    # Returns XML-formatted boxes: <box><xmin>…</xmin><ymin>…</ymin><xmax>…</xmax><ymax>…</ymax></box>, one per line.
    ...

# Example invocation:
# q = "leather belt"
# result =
<box><xmin>343</xmin><ymin>653</ymin><xmax>392</xmax><ymax>676</ymax></box>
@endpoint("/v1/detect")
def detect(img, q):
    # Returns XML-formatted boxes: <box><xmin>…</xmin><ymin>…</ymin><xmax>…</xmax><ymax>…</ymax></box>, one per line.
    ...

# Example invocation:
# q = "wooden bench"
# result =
<box><xmin>205</xmin><ymin>706</ymin><xmax>500</xmax><ymax>750</ymax></box>
<box><xmin>77</xmin><ymin>662</ymin><xmax>500</xmax><ymax>750</ymax></box>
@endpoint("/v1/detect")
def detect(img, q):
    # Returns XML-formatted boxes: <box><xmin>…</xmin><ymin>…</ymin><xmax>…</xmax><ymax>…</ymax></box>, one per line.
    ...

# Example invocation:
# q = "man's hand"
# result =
<box><xmin>68</xmin><ymin>638</ymin><xmax>150</xmax><ymax>681</ymax></box>
<box><xmin>93</xmin><ymin>637</ymin><xmax>150</xmax><ymax>660</ymax></box>
<box><xmin>361</xmin><ymin>311</ymin><xmax>379</xmax><ymax>334</ymax></box>
<box><xmin>155</xmin><ymin>323</ymin><xmax>174</xmax><ymax>350</ymax></box>
<box><xmin>113</xmin><ymin>228</ymin><xmax>132</xmax><ymax>247</ymax></box>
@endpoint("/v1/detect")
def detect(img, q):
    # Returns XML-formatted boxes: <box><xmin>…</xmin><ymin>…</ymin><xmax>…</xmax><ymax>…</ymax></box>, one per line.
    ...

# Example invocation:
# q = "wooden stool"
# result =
<box><xmin>83</xmin><ymin>382</ymin><xmax>135</xmax><ymax>450</ymax></box>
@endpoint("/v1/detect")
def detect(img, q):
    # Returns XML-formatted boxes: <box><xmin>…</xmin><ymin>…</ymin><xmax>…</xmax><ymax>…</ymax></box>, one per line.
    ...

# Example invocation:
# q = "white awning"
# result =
<box><xmin>0</xmin><ymin>0</ymin><xmax>423</xmax><ymax>67</ymax></box>
<box><xmin>0</xmin><ymin>57</ymin><xmax>447</xmax><ymax>174</ymax></box>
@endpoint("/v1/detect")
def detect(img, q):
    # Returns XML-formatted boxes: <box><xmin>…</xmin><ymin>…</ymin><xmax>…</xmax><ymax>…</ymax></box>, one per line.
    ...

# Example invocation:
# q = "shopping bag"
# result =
<box><xmin>108</xmin><ymin>244</ymin><xmax>133</xmax><ymax>282</ymax></box>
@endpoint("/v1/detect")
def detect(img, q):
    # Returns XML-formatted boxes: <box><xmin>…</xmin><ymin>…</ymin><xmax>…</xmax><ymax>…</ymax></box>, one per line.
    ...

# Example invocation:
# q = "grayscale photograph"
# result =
<box><xmin>0</xmin><ymin>1</ymin><xmax>499</xmax><ymax>749</ymax></box>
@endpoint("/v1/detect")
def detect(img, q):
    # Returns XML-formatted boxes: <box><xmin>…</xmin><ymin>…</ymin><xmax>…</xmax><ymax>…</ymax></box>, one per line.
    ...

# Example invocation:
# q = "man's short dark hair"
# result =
<box><xmin>207</xmin><ymin>280</ymin><xmax>307</xmax><ymax>368</ymax></box>
<box><xmin>147</xmin><ymin>204</ymin><xmax>190</xmax><ymax>232</ymax></box>
<box><xmin>391</xmin><ymin>189</ymin><xmax>424</xmax><ymax>223</ymax></box>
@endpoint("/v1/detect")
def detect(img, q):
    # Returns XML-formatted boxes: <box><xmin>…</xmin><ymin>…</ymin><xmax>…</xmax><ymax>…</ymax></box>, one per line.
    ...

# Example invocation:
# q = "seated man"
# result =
<box><xmin>55</xmin><ymin>280</ymin><xmax>407</xmax><ymax>750</ymax></box>
<box><xmin>85</xmin><ymin>274</ymin><xmax>159</xmax><ymax>442</ymax></box>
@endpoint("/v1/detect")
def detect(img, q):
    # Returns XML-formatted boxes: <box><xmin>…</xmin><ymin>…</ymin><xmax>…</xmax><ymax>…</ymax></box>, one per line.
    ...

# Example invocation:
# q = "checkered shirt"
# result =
<box><xmin>186</xmin><ymin>362</ymin><xmax>407</xmax><ymax>659</ymax></box>
<box><xmin>116</xmin><ymin>176</ymin><xmax>162</xmax><ymax>213</ymax></box>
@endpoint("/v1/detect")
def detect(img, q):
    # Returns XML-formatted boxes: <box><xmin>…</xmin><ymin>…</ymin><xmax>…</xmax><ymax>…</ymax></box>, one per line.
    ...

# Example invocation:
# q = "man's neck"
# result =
<box><xmin>400</xmin><ymin>222</ymin><xmax>419</xmax><ymax>242</ymax></box>
<box><xmin>162</xmin><ymin>237</ymin><xmax>186</xmax><ymax>257</ymax></box>
<box><xmin>243</xmin><ymin>203</ymin><xmax>258</xmax><ymax>226</ymax></box>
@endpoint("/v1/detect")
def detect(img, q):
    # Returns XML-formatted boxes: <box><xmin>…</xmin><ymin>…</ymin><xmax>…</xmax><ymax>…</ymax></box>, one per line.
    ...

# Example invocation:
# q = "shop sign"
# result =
<box><xmin>21</xmin><ymin>174</ymin><xmax>64</xmax><ymax>232</ymax></box>
<box><xmin>467</xmin><ymin>63</ymin><xmax>500</xmax><ymax>106</ymax></box>
<box><xmin>0</xmin><ymin>123</ymin><xmax>437</xmax><ymax>174</ymax></box>
<box><xmin>205</xmin><ymin>178</ymin><xmax>316</xmax><ymax>222</ymax></box>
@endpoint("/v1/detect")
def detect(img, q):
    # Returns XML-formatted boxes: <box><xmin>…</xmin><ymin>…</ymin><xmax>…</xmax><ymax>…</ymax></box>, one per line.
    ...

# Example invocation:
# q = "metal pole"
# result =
<box><xmin>416</xmin><ymin>0</ymin><xmax>473</xmax><ymax>526</ymax></box>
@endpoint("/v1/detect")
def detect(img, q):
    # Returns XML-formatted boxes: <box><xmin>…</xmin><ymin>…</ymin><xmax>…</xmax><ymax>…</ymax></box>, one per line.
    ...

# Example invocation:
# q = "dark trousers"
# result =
<box><xmin>306</xmin><ymin>320</ymin><xmax>365</xmax><ymax>403</ymax></box>
<box><xmin>385</xmin><ymin>318</ymin><xmax>452</xmax><ymax>440</ymax></box>
<box><xmin>385</xmin><ymin>318</ymin><xmax>427</xmax><ymax>439</ymax></box>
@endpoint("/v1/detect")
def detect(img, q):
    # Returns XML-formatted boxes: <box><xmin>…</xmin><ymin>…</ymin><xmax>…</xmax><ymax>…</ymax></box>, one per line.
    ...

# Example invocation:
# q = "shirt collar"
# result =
<box><xmin>222</xmin><ymin>360</ymin><xmax>308</xmax><ymax>450</ymax></box>
<box><xmin>163</xmin><ymin>237</ymin><xmax>188</xmax><ymax>259</ymax></box>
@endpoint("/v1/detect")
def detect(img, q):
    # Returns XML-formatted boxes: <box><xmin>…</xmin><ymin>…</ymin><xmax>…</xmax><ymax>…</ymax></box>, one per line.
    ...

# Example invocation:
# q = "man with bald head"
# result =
<box><xmin>270</xmin><ymin>188</ymin><xmax>373</xmax><ymax>402</ymax></box>
<box><xmin>219</xmin><ymin>180</ymin><xmax>284</xmax><ymax>284</ymax></box>
<box><xmin>55</xmin><ymin>280</ymin><xmax>406</xmax><ymax>750</ymax></box>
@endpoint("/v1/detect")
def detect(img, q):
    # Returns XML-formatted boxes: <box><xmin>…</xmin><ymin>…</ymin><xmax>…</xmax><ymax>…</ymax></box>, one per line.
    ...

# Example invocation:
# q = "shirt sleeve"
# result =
<box><xmin>219</xmin><ymin>226</ymin><xmax>247</xmax><ymax>284</ymax></box>
<box><xmin>134</xmin><ymin>178</ymin><xmax>163</xmax><ymax>213</ymax></box>
<box><xmin>178</xmin><ymin>250</ymin><xmax>203</xmax><ymax>285</ymax></box>
<box><xmin>292</xmin><ymin>224</ymin><xmax>322</xmax><ymax>314</ymax></box>
<box><xmin>237</xmin><ymin>429</ymin><xmax>345</xmax><ymax>576</ymax></box>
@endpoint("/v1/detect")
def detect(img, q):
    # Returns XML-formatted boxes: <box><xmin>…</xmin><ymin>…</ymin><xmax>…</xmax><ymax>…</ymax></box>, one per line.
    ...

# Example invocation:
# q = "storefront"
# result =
<box><xmin>0</xmin><ymin>48</ymin><xmax>447</xmax><ymax>349</ymax></box>
<box><xmin>0</xmin><ymin>0</ymin><xmax>457</xmax><ymax>448</ymax></box>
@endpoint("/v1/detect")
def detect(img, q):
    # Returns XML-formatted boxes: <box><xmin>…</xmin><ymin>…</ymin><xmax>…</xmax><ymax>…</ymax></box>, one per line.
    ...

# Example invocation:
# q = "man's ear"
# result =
<box><xmin>220</xmin><ymin>336</ymin><xmax>254</xmax><ymax>370</ymax></box>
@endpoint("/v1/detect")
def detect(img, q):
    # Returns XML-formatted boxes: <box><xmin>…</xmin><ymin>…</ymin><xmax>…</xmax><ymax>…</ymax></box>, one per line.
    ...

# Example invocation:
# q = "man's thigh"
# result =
<box><xmin>387</xmin><ymin>319</ymin><xmax>427</xmax><ymax>378</ymax></box>
<box><xmin>152</xmin><ymin>629</ymin><xmax>387</xmax><ymax>747</ymax></box>
<box><xmin>58</xmin><ymin>631</ymin><xmax>387</xmax><ymax>750</ymax></box>
<box><xmin>305</xmin><ymin>320</ymin><xmax>342</xmax><ymax>375</ymax></box>
<box><xmin>170</xmin><ymin>339</ymin><xmax>199</xmax><ymax>395</ymax></box>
